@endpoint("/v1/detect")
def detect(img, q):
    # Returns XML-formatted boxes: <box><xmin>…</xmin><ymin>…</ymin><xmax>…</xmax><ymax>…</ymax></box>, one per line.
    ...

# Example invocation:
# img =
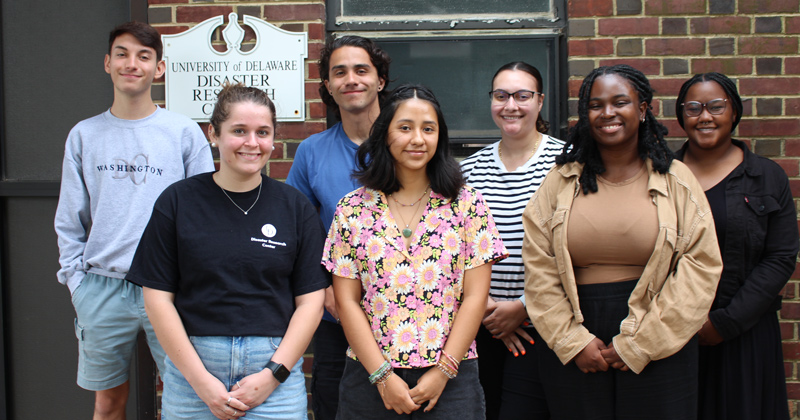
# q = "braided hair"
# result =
<box><xmin>556</xmin><ymin>64</ymin><xmax>672</xmax><ymax>194</ymax></box>
<box><xmin>675</xmin><ymin>72</ymin><xmax>743</xmax><ymax>131</ymax></box>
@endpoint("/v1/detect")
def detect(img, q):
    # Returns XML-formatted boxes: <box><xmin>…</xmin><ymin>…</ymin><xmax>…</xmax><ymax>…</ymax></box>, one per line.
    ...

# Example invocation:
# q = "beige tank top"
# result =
<box><xmin>568</xmin><ymin>165</ymin><xmax>658</xmax><ymax>285</ymax></box>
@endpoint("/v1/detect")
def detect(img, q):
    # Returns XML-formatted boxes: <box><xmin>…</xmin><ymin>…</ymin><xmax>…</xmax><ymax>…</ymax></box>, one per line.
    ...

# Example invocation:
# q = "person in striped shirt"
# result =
<box><xmin>461</xmin><ymin>61</ymin><xmax>563</xmax><ymax>420</ymax></box>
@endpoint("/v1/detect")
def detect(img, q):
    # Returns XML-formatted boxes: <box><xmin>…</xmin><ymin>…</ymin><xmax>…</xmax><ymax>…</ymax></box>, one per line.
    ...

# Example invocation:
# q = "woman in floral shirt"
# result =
<box><xmin>323</xmin><ymin>84</ymin><xmax>507</xmax><ymax>419</ymax></box>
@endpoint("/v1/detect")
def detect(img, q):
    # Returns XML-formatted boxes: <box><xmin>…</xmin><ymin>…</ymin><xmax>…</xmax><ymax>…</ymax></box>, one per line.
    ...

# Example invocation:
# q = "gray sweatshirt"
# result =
<box><xmin>55</xmin><ymin>107</ymin><xmax>214</xmax><ymax>293</ymax></box>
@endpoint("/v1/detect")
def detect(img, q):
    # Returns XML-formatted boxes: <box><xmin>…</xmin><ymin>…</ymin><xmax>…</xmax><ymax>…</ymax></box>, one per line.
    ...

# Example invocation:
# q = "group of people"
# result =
<box><xmin>54</xmin><ymin>20</ymin><xmax>798</xmax><ymax>420</ymax></box>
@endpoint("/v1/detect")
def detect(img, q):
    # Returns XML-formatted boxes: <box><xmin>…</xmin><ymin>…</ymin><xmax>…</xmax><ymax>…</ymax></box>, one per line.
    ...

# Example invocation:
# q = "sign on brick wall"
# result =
<box><xmin>163</xmin><ymin>13</ymin><xmax>307</xmax><ymax>121</ymax></box>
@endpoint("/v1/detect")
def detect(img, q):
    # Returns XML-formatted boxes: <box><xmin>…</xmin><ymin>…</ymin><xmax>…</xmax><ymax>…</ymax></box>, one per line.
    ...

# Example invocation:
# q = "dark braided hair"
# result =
<box><xmin>556</xmin><ymin>64</ymin><xmax>672</xmax><ymax>194</ymax></box>
<box><xmin>675</xmin><ymin>72</ymin><xmax>743</xmax><ymax>131</ymax></box>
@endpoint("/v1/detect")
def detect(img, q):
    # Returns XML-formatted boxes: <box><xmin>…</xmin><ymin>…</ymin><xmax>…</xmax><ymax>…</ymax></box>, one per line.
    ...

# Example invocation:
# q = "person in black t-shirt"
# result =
<box><xmin>126</xmin><ymin>84</ymin><xmax>329</xmax><ymax>420</ymax></box>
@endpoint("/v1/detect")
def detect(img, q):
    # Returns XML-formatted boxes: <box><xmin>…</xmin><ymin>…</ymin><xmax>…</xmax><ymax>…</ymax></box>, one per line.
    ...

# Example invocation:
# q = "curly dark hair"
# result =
<box><xmin>675</xmin><ymin>72</ymin><xmax>743</xmax><ymax>131</ymax></box>
<box><xmin>318</xmin><ymin>35</ymin><xmax>391</xmax><ymax>121</ymax></box>
<box><xmin>354</xmin><ymin>84</ymin><xmax>464</xmax><ymax>200</ymax></box>
<box><xmin>556</xmin><ymin>64</ymin><xmax>673</xmax><ymax>194</ymax></box>
<box><xmin>492</xmin><ymin>61</ymin><xmax>550</xmax><ymax>133</ymax></box>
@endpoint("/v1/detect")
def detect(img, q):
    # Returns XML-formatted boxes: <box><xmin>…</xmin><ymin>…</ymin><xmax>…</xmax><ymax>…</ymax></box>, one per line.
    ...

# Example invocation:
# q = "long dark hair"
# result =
<box><xmin>492</xmin><ymin>61</ymin><xmax>550</xmax><ymax>133</ymax></box>
<box><xmin>355</xmin><ymin>84</ymin><xmax>464</xmax><ymax>200</ymax></box>
<box><xmin>318</xmin><ymin>35</ymin><xmax>391</xmax><ymax>120</ymax></box>
<box><xmin>675</xmin><ymin>72</ymin><xmax>743</xmax><ymax>131</ymax></box>
<box><xmin>556</xmin><ymin>64</ymin><xmax>672</xmax><ymax>194</ymax></box>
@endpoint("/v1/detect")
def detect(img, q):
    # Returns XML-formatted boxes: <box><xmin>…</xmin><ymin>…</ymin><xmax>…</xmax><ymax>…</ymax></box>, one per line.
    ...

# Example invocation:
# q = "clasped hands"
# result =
<box><xmin>573</xmin><ymin>337</ymin><xmax>629</xmax><ymax>373</ymax></box>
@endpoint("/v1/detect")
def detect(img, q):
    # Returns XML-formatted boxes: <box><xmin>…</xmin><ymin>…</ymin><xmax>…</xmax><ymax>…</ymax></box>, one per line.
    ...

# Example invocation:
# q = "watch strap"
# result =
<box><xmin>266</xmin><ymin>360</ymin><xmax>290</xmax><ymax>383</ymax></box>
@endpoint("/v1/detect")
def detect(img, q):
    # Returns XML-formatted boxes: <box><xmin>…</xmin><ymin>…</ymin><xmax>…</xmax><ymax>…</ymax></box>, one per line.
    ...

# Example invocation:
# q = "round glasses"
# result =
<box><xmin>681</xmin><ymin>98</ymin><xmax>728</xmax><ymax>117</ymax></box>
<box><xmin>489</xmin><ymin>89</ymin><xmax>541</xmax><ymax>104</ymax></box>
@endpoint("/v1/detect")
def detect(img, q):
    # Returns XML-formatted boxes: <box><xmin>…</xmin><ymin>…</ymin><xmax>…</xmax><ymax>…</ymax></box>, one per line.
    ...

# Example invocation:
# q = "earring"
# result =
<box><xmin>211</xmin><ymin>142</ymin><xmax>217</xmax><ymax>147</ymax></box>
<box><xmin>271</xmin><ymin>146</ymin><xmax>275</xmax><ymax>151</ymax></box>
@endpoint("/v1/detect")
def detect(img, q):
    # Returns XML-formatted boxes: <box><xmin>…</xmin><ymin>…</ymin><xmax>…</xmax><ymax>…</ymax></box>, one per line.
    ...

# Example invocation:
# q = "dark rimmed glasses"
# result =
<box><xmin>681</xmin><ymin>98</ymin><xmax>728</xmax><ymax>117</ymax></box>
<box><xmin>489</xmin><ymin>89</ymin><xmax>542</xmax><ymax>104</ymax></box>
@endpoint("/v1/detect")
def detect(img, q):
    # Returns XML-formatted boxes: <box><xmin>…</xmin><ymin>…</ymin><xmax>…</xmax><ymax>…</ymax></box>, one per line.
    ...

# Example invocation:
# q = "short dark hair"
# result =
<box><xmin>108</xmin><ymin>21</ymin><xmax>163</xmax><ymax>62</ymax></box>
<box><xmin>210</xmin><ymin>83</ymin><xmax>276</xmax><ymax>134</ymax></box>
<box><xmin>318</xmin><ymin>35</ymin><xmax>391</xmax><ymax>120</ymax></box>
<box><xmin>556</xmin><ymin>64</ymin><xmax>673</xmax><ymax>194</ymax></box>
<box><xmin>355</xmin><ymin>84</ymin><xmax>464</xmax><ymax>200</ymax></box>
<box><xmin>492</xmin><ymin>61</ymin><xmax>550</xmax><ymax>133</ymax></box>
<box><xmin>675</xmin><ymin>72</ymin><xmax>743</xmax><ymax>131</ymax></box>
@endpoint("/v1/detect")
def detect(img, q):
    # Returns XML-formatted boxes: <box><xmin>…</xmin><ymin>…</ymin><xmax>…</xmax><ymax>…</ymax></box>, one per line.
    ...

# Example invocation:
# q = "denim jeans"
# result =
<box><xmin>337</xmin><ymin>358</ymin><xmax>485</xmax><ymax>420</ymax></box>
<box><xmin>162</xmin><ymin>336</ymin><xmax>307</xmax><ymax>419</ymax></box>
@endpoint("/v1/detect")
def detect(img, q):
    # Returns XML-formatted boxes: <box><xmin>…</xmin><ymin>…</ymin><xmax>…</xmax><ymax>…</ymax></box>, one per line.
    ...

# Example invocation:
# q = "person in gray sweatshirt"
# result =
<box><xmin>54</xmin><ymin>21</ymin><xmax>214</xmax><ymax>420</ymax></box>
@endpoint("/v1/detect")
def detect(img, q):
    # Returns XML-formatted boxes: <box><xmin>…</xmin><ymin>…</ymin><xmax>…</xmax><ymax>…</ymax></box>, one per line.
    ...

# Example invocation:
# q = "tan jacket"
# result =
<box><xmin>522</xmin><ymin>159</ymin><xmax>722</xmax><ymax>374</ymax></box>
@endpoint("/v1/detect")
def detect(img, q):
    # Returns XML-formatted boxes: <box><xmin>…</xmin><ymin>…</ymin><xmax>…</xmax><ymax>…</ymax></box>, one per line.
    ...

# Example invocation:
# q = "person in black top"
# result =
<box><xmin>675</xmin><ymin>72</ymin><xmax>799</xmax><ymax>420</ymax></box>
<box><xmin>126</xmin><ymin>84</ymin><xmax>329</xmax><ymax>419</ymax></box>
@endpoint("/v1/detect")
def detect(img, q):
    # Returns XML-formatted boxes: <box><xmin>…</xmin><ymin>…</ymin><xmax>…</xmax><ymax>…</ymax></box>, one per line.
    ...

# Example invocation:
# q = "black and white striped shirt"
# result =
<box><xmin>461</xmin><ymin>135</ymin><xmax>564</xmax><ymax>301</ymax></box>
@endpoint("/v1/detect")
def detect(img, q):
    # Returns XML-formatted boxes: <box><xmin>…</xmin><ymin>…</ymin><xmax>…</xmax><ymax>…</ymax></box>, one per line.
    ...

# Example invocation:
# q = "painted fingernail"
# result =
<box><xmin>530</xmin><ymin>340</ymin><xmax>535</xmax><ymax>345</ymax></box>
<box><xmin>514</xmin><ymin>352</ymin><xmax>519</xmax><ymax>357</ymax></box>
<box><xmin>523</xmin><ymin>321</ymin><xmax>530</xmax><ymax>326</ymax></box>
<box><xmin>508</xmin><ymin>348</ymin><xmax>513</xmax><ymax>352</ymax></box>
<box><xmin>521</xmin><ymin>350</ymin><xmax>526</xmax><ymax>356</ymax></box>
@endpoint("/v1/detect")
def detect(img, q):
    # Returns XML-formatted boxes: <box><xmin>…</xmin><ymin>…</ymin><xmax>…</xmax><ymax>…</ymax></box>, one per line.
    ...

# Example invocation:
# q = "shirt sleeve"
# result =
<box><xmin>125</xmin><ymin>190</ymin><xmax>180</xmax><ymax>293</ymax></box>
<box><xmin>54</xmin><ymin>132</ymin><xmax>91</xmax><ymax>293</ymax></box>
<box><xmin>182</xmin><ymin>123</ymin><xmax>215</xmax><ymax>177</ymax></box>
<box><xmin>286</xmin><ymin>141</ymin><xmax>321</xmax><ymax>208</ymax></box>
<box><xmin>291</xmin><ymin>197</ymin><xmax>333</xmax><ymax>296</ymax></box>
<box><xmin>322</xmin><ymin>195</ymin><xmax>359</xmax><ymax>279</ymax></box>
<box><xmin>709</xmin><ymin>165</ymin><xmax>800</xmax><ymax>340</ymax></box>
<box><xmin>461</xmin><ymin>187</ymin><xmax>508</xmax><ymax>269</ymax></box>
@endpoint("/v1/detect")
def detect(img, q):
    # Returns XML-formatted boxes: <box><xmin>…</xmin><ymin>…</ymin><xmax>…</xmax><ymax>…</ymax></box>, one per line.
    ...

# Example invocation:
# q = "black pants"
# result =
<box><xmin>311</xmin><ymin>320</ymin><xmax>349</xmax><ymax>420</ymax></box>
<box><xmin>536</xmin><ymin>280</ymin><xmax>699</xmax><ymax>420</ymax></box>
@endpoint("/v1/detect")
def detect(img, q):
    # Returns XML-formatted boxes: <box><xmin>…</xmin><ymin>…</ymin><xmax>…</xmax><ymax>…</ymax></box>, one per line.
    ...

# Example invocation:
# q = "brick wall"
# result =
<box><xmin>569</xmin><ymin>0</ymin><xmax>800</xmax><ymax>416</ymax></box>
<box><xmin>148</xmin><ymin>0</ymin><xmax>800</xmax><ymax>417</ymax></box>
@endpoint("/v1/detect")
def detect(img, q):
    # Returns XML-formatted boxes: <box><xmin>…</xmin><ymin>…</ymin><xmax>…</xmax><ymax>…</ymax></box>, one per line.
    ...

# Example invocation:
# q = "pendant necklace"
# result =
<box><xmin>220</xmin><ymin>180</ymin><xmax>262</xmax><ymax>215</ymax></box>
<box><xmin>391</xmin><ymin>186</ymin><xmax>429</xmax><ymax>238</ymax></box>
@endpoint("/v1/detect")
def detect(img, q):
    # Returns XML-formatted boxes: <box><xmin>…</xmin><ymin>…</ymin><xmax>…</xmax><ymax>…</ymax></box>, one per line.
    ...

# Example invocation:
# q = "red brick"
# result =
<box><xmin>794</xmin><ymin>262</ymin><xmax>800</xmax><ymax>279</ymax></box>
<box><xmin>150</xmin><ymin>0</ymin><xmax>187</xmax><ymax>3</ymax></box>
<box><xmin>784</xmin><ymin>283</ymin><xmax>798</xmax><ymax>299</ymax></box>
<box><xmin>786</xmin><ymin>139</ymin><xmax>800</xmax><ymax>157</ymax></box>
<box><xmin>788</xmin><ymin>382</ymin><xmax>800</xmax><ymax>399</ymax></box>
<box><xmin>783</xmin><ymin>301</ymin><xmax>800</xmax><ymax>320</ymax></box>
<box><xmin>597</xmin><ymin>59</ymin><xmax>660</xmax><ymax>75</ymax></box>
<box><xmin>569</xmin><ymin>39</ymin><xmax>614</xmax><ymax>56</ymax></box>
<box><xmin>740</xmin><ymin>77</ymin><xmax>800</xmax><ymax>95</ymax></box>
<box><xmin>176</xmin><ymin>6</ymin><xmax>234</xmax><ymax>23</ymax></box>
<box><xmin>776</xmin><ymin>159</ymin><xmax>800</xmax><ymax>177</ymax></box>
<box><xmin>598</xmin><ymin>18</ymin><xmax>659</xmax><ymax>36</ymax></box>
<box><xmin>568</xmin><ymin>0</ymin><xmax>613</xmax><ymax>17</ymax></box>
<box><xmin>690</xmin><ymin>17</ymin><xmax>751</xmax><ymax>35</ymax></box>
<box><xmin>692</xmin><ymin>58</ymin><xmax>753</xmax><ymax>75</ymax></box>
<box><xmin>645</xmin><ymin>0</ymin><xmax>706</xmax><ymax>15</ymax></box>
<box><xmin>650</xmin><ymin>99</ymin><xmax>661</xmax><ymax>116</ymax></box>
<box><xmin>645</xmin><ymin>38</ymin><xmax>705</xmax><ymax>56</ymax></box>
<box><xmin>740</xmin><ymin>37</ymin><xmax>799</xmax><ymax>55</ymax></box>
<box><xmin>739</xmin><ymin>0</ymin><xmax>800</xmax><ymax>13</ymax></box>
<box><xmin>275</xmin><ymin>122</ymin><xmax>326</xmax><ymax>140</ymax></box>
<box><xmin>785</xmin><ymin>58</ymin><xmax>800</xmax><ymax>74</ymax></box>
<box><xmin>303</xmin><ymin>356</ymin><xmax>314</xmax><ymax>373</ymax></box>
<box><xmin>269</xmin><ymin>161</ymin><xmax>292</xmax><ymax>179</ymax></box>
<box><xmin>649</xmin><ymin>79</ymin><xmax>686</xmax><ymax>97</ymax></box>
<box><xmin>786</xmin><ymin>342</ymin><xmax>800</xmax><ymax>359</ymax></box>
<box><xmin>738</xmin><ymin>119</ymin><xmax>800</xmax><ymax>137</ymax></box>
<box><xmin>782</xmin><ymin>321</ymin><xmax>795</xmax><ymax>340</ymax></box>
<box><xmin>156</xmin><ymin>26</ymin><xmax>192</xmax><ymax>36</ymax></box>
<box><xmin>661</xmin><ymin>120</ymin><xmax>686</xmax><ymax>138</ymax></box>
<box><xmin>569</xmin><ymin>79</ymin><xmax>583</xmax><ymax>97</ymax></box>
<box><xmin>790</xmin><ymin>179</ymin><xmax>800</xmax><ymax>198</ymax></box>
<box><xmin>305</xmin><ymin>82</ymin><xmax>321</xmax><ymax>100</ymax></box>
<box><xmin>786</xmin><ymin>362</ymin><xmax>795</xmax><ymax>379</ymax></box>
<box><xmin>308</xmin><ymin>42</ymin><xmax>324</xmax><ymax>61</ymax></box>
<box><xmin>308</xmin><ymin>23</ymin><xmax>324</xmax><ymax>41</ymax></box>
<box><xmin>788</xmin><ymin>17</ymin><xmax>800</xmax><ymax>34</ymax></box>
<box><xmin>309</xmin><ymin>101</ymin><xmax>327</xmax><ymax>119</ymax></box>
<box><xmin>307</xmin><ymin>62</ymin><xmax>321</xmax><ymax>80</ymax></box>
<box><xmin>264</xmin><ymin>4</ymin><xmax>325</xmax><ymax>21</ymax></box>
<box><xmin>270</xmin><ymin>142</ymin><xmax>283</xmax><ymax>159</ymax></box>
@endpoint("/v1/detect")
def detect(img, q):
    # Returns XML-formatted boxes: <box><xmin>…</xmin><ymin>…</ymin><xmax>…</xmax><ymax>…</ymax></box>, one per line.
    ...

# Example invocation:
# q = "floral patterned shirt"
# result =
<box><xmin>323</xmin><ymin>185</ymin><xmax>507</xmax><ymax>368</ymax></box>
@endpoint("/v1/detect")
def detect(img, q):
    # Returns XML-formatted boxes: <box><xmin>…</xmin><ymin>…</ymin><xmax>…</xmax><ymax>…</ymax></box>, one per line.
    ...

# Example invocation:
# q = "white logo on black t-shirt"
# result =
<box><xmin>261</xmin><ymin>224</ymin><xmax>277</xmax><ymax>238</ymax></box>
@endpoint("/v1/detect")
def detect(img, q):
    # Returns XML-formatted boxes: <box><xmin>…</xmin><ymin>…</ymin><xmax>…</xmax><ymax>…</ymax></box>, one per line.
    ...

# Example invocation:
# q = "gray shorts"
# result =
<box><xmin>71</xmin><ymin>273</ymin><xmax>166</xmax><ymax>391</ymax></box>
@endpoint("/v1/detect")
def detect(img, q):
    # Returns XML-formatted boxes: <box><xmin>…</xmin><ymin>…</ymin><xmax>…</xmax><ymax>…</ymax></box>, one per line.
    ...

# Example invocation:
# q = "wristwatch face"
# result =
<box><xmin>268</xmin><ymin>361</ymin><xmax>290</xmax><ymax>383</ymax></box>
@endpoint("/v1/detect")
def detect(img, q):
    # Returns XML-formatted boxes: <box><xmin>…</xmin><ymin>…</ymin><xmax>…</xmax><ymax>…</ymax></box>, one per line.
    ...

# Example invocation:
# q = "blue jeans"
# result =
<box><xmin>337</xmin><ymin>358</ymin><xmax>485</xmax><ymax>420</ymax></box>
<box><xmin>162</xmin><ymin>336</ymin><xmax>307</xmax><ymax>419</ymax></box>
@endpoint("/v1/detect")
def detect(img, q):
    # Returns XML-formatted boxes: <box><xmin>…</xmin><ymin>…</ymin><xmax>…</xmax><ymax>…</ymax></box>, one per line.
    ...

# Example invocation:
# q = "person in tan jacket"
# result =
<box><xmin>521</xmin><ymin>64</ymin><xmax>722</xmax><ymax>420</ymax></box>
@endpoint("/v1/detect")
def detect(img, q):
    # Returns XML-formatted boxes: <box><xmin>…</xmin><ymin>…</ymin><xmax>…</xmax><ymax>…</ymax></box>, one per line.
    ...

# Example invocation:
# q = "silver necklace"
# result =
<box><xmin>220</xmin><ymin>180</ymin><xmax>262</xmax><ymax>215</ymax></box>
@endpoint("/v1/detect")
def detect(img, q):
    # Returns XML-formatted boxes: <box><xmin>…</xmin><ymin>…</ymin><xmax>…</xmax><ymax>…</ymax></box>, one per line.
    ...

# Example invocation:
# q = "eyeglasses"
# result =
<box><xmin>681</xmin><ymin>98</ymin><xmax>728</xmax><ymax>117</ymax></box>
<box><xmin>489</xmin><ymin>89</ymin><xmax>541</xmax><ymax>104</ymax></box>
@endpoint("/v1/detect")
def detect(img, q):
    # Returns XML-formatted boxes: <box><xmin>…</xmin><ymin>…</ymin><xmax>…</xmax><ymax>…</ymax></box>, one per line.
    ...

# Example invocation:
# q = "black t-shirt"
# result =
<box><xmin>126</xmin><ymin>172</ymin><xmax>330</xmax><ymax>337</ymax></box>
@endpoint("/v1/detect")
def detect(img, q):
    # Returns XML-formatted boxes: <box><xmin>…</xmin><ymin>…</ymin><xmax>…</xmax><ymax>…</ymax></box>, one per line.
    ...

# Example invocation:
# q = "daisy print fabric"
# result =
<box><xmin>323</xmin><ymin>186</ymin><xmax>507</xmax><ymax>368</ymax></box>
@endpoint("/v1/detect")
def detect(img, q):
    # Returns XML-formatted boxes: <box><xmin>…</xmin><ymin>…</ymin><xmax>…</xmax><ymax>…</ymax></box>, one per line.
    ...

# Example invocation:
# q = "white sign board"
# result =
<box><xmin>163</xmin><ymin>13</ymin><xmax>307</xmax><ymax>121</ymax></box>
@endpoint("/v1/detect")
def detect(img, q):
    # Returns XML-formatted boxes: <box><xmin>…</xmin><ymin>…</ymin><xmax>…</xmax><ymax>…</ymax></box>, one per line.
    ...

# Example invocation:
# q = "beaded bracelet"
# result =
<box><xmin>369</xmin><ymin>361</ymin><xmax>393</xmax><ymax>385</ymax></box>
<box><xmin>437</xmin><ymin>350</ymin><xmax>460</xmax><ymax>379</ymax></box>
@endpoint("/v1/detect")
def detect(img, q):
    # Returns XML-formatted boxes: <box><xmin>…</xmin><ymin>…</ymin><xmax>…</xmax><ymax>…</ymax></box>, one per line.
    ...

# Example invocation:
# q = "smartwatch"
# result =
<box><xmin>266</xmin><ymin>360</ymin><xmax>290</xmax><ymax>383</ymax></box>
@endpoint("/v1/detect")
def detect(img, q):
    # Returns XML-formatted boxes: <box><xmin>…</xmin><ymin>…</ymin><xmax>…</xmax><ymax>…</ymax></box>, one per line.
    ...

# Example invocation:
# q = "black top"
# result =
<box><xmin>676</xmin><ymin>140</ymin><xmax>799</xmax><ymax>340</ymax></box>
<box><xmin>126</xmin><ymin>172</ymin><xmax>330</xmax><ymax>337</ymax></box>
<box><xmin>705</xmin><ymin>176</ymin><xmax>728</xmax><ymax>252</ymax></box>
